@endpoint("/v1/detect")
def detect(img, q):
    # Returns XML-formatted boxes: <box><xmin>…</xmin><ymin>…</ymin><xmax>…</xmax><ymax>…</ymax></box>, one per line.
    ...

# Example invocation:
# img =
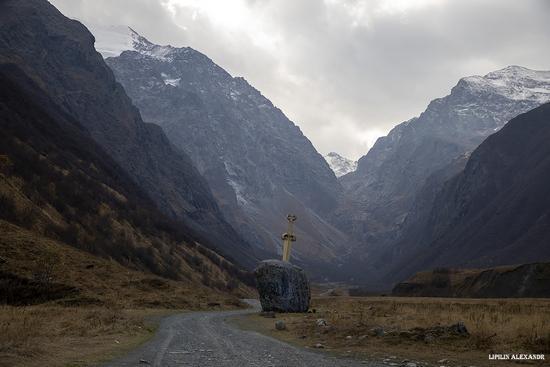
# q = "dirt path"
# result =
<box><xmin>102</xmin><ymin>300</ymin><xmax>383</xmax><ymax>367</ymax></box>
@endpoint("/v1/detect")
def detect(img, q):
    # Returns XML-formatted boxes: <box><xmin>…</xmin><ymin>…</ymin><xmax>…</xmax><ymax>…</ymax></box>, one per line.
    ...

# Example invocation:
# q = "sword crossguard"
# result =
<box><xmin>281</xmin><ymin>233</ymin><xmax>296</xmax><ymax>241</ymax></box>
<box><xmin>282</xmin><ymin>214</ymin><xmax>297</xmax><ymax>262</ymax></box>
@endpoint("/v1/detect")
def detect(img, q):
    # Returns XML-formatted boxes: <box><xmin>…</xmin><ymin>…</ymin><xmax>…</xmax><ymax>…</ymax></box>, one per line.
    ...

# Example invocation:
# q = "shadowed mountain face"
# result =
<box><xmin>0</xmin><ymin>0</ymin><xmax>256</xmax><ymax>269</ymax></box>
<box><xmin>388</xmin><ymin>102</ymin><xmax>550</xmax><ymax>282</ymax></box>
<box><xmin>335</xmin><ymin>66</ymin><xmax>550</xmax><ymax>283</ymax></box>
<box><xmin>103</xmin><ymin>28</ymin><xmax>349</xmax><ymax>273</ymax></box>
<box><xmin>0</xmin><ymin>64</ymin><xmax>253</xmax><ymax>290</ymax></box>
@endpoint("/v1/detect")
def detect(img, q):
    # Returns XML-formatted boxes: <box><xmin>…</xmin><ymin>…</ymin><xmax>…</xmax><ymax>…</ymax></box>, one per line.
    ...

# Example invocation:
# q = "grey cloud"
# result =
<box><xmin>50</xmin><ymin>0</ymin><xmax>550</xmax><ymax>159</ymax></box>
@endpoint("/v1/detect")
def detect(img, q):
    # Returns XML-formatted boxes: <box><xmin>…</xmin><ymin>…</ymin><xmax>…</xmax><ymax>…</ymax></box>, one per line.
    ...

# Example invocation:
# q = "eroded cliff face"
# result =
<box><xmin>0</xmin><ymin>0</ymin><xmax>256</xmax><ymax>268</ymax></box>
<box><xmin>102</xmin><ymin>28</ymin><xmax>350</xmax><ymax>274</ymax></box>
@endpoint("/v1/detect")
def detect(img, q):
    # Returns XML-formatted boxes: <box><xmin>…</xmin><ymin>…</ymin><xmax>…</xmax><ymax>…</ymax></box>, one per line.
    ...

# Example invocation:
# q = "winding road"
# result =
<box><xmin>103</xmin><ymin>300</ymin><xmax>383</xmax><ymax>367</ymax></box>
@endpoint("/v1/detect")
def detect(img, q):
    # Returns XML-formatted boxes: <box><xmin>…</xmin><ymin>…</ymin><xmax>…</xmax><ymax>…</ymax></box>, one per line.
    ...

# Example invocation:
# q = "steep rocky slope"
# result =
<box><xmin>360</xmin><ymin>154</ymin><xmax>470</xmax><ymax>284</ymax></box>
<box><xmin>0</xmin><ymin>0</ymin><xmax>256</xmax><ymax>268</ymax></box>
<box><xmin>388</xmin><ymin>102</ymin><xmax>550</xmax><ymax>281</ymax></box>
<box><xmin>102</xmin><ymin>28</ymin><xmax>349</xmax><ymax>271</ymax></box>
<box><xmin>337</xmin><ymin>66</ymin><xmax>550</xmax><ymax>280</ymax></box>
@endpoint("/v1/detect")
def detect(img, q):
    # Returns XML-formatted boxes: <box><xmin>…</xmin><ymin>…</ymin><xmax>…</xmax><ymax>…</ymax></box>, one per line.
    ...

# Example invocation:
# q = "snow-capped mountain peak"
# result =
<box><xmin>127</xmin><ymin>27</ymin><xmax>175</xmax><ymax>61</ymax></box>
<box><xmin>461</xmin><ymin>65</ymin><xmax>550</xmax><ymax>103</ymax></box>
<box><xmin>324</xmin><ymin>152</ymin><xmax>357</xmax><ymax>177</ymax></box>
<box><xmin>88</xmin><ymin>24</ymin><xmax>175</xmax><ymax>60</ymax></box>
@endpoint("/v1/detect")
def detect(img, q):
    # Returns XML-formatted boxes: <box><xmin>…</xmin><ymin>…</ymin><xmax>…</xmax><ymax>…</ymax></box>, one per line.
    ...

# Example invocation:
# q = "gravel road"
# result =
<box><xmin>103</xmin><ymin>300</ymin><xmax>384</xmax><ymax>367</ymax></box>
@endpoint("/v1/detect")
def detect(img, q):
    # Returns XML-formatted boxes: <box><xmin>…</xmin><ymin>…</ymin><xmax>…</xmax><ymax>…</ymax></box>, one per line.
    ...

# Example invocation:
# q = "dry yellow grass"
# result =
<box><xmin>0</xmin><ymin>305</ymin><xmax>167</xmax><ymax>367</ymax></box>
<box><xmin>0</xmin><ymin>220</ymin><xmax>249</xmax><ymax>366</ymax></box>
<box><xmin>233</xmin><ymin>296</ymin><xmax>550</xmax><ymax>367</ymax></box>
<box><xmin>311</xmin><ymin>297</ymin><xmax>550</xmax><ymax>349</ymax></box>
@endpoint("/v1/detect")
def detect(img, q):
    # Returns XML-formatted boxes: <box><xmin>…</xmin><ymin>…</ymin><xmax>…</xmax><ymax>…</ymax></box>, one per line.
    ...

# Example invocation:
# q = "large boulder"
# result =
<box><xmin>254</xmin><ymin>260</ymin><xmax>311</xmax><ymax>312</ymax></box>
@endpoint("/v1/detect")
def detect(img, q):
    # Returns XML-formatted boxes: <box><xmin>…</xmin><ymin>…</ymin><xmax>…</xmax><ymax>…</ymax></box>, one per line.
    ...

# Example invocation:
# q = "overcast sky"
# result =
<box><xmin>50</xmin><ymin>0</ymin><xmax>550</xmax><ymax>160</ymax></box>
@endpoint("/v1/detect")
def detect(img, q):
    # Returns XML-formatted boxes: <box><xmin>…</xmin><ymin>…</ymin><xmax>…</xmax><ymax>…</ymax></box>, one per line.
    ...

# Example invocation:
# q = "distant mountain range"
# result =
<box><xmin>98</xmin><ymin>27</ymin><xmax>350</xmax><ymax>275</ymax></box>
<box><xmin>335</xmin><ymin>66</ymin><xmax>550</xmax><ymax>285</ymax></box>
<box><xmin>388</xmin><ymin>101</ymin><xmax>550</xmax><ymax>282</ymax></box>
<box><xmin>324</xmin><ymin>152</ymin><xmax>357</xmax><ymax>177</ymax></box>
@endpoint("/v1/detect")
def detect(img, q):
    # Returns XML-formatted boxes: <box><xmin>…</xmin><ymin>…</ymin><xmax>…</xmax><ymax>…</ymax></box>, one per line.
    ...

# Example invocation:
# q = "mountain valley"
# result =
<box><xmin>2</xmin><ymin>1</ymin><xmax>550</xmax><ymax>366</ymax></box>
<box><xmin>100</xmin><ymin>27</ymin><xmax>350</xmax><ymax>275</ymax></box>
<box><xmin>335</xmin><ymin>66</ymin><xmax>550</xmax><ymax>286</ymax></box>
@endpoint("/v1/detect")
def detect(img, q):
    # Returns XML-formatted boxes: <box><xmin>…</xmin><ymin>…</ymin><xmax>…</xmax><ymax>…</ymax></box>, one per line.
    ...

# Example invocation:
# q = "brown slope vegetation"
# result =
<box><xmin>0</xmin><ymin>64</ymin><xmax>253</xmax><ymax>296</ymax></box>
<box><xmin>0</xmin><ymin>220</ymin><xmax>246</xmax><ymax>367</ymax></box>
<box><xmin>0</xmin><ymin>220</ymin><xmax>243</xmax><ymax>308</ymax></box>
<box><xmin>392</xmin><ymin>263</ymin><xmax>550</xmax><ymax>298</ymax></box>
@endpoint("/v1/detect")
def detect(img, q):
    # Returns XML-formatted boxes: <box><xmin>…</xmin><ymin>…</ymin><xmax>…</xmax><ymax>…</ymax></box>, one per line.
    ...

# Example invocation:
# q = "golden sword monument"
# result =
<box><xmin>281</xmin><ymin>214</ymin><xmax>297</xmax><ymax>262</ymax></box>
<box><xmin>254</xmin><ymin>213</ymin><xmax>310</xmax><ymax>312</ymax></box>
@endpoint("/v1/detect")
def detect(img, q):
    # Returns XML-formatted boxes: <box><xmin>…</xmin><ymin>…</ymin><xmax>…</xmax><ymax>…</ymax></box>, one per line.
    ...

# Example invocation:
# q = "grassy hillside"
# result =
<box><xmin>0</xmin><ymin>220</ymin><xmax>246</xmax><ymax>308</ymax></box>
<box><xmin>0</xmin><ymin>65</ymin><xmax>253</xmax><ymax>293</ymax></box>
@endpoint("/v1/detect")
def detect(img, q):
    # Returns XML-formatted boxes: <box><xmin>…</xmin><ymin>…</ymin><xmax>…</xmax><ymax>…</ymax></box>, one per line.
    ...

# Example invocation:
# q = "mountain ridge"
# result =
<box><xmin>101</xmin><ymin>26</ymin><xmax>351</xmax><ymax>274</ymax></box>
<box><xmin>395</xmin><ymin>102</ymin><xmax>550</xmax><ymax>277</ymax></box>
<box><xmin>336</xmin><ymin>65</ymin><xmax>550</xmax><ymax>284</ymax></box>
<box><xmin>0</xmin><ymin>0</ymin><xmax>257</xmax><ymax>269</ymax></box>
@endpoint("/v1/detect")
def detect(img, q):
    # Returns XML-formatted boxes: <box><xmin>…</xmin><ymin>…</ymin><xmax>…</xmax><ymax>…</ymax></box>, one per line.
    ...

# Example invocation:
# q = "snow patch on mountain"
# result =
<box><xmin>161</xmin><ymin>73</ymin><xmax>181</xmax><ymax>87</ymax></box>
<box><xmin>104</xmin><ymin>28</ymin><xmax>349</xmax><ymax>266</ymax></box>
<box><xmin>461</xmin><ymin>66</ymin><xmax>550</xmax><ymax>103</ymax></box>
<box><xmin>324</xmin><ymin>152</ymin><xmax>357</xmax><ymax>177</ymax></box>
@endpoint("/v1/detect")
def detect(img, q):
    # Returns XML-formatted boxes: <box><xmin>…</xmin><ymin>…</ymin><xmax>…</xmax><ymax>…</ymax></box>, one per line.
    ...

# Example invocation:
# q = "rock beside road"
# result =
<box><xmin>316</xmin><ymin>319</ymin><xmax>328</xmax><ymax>327</ymax></box>
<box><xmin>275</xmin><ymin>320</ymin><xmax>286</xmax><ymax>330</ymax></box>
<box><xmin>255</xmin><ymin>260</ymin><xmax>311</xmax><ymax>313</ymax></box>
